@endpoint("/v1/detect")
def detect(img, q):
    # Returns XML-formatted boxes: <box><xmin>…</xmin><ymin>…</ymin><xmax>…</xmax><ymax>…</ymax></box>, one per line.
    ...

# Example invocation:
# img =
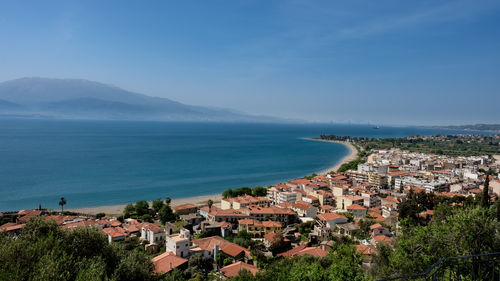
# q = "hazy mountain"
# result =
<box><xmin>0</xmin><ymin>77</ymin><xmax>285</xmax><ymax>122</ymax></box>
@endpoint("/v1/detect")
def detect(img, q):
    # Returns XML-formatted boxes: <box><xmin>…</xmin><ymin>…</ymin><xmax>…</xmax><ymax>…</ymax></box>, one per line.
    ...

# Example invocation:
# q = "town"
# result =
<box><xmin>1</xmin><ymin>134</ymin><xmax>499</xmax><ymax>280</ymax></box>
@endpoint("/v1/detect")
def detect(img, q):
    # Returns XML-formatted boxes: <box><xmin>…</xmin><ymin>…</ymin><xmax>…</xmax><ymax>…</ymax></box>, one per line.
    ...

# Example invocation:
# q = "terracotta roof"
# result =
<box><xmin>356</xmin><ymin>244</ymin><xmax>376</xmax><ymax>256</ymax></box>
<box><xmin>220</xmin><ymin>261</ymin><xmax>259</xmax><ymax>277</ymax></box>
<box><xmin>18</xmin><ymin>209</ymin><xmax>42</xmax><ymax>216</ymax></box>
<box><xmin>288</xmin><ymin>178</ymin><xmax>312</xmax><ymax>185</ymax></box>
<box><xmin>369</xmin><ymin>223</ymin><xmax>384</xmax><ymax>230</ymax></box>
<box><xmin>102</xmin><ymin>227</ymin><xmax>127</xmax><ymax>238</ymax></box>
<box><xmin>0</xmin><ymin>222</ymin><xmax>25</xmax><ymax>232</ymax></box>
<box><xmin>62</xmin><ymin>220</ymin><xmax>98</xmax><ymax>230</ymax></box>
<box><xmin>245</xmin><ymin>205</ymin><xmax>295</xmax><ymax>215</ymax></box>
<box><xmin>141</xmin><ymin>222</ymin><xmax>164</xmax><ymax>233</ymax></box>
<box><xmin>347</xmin><ymin>204</ymin><xmax>366</xmax><ymax>210</ymax></box>
<box><xmin>152</xmin><ymin>251</ymin><xmax>188</xmax><ymax>274</ymax></box>
<box><xmin>292</xmin><ymin>201</ymin><xmax>313</xmax><ymax>210</ymax></box>
<box><xmin>321</xmin><ymin>205</ymin><xmax>334</xmax><ymax>210</ymax></box>
<box><xmin>172</xmin><ymin>203</ymin><xmax>197</xmax><ymax>211</ymax></box>
<box><xmin>263</xmin><ymin>231</ymin><xmax>283</xmax><ymax>244</ymax></box>
<box><xmin>373</xmin><ymin>235</ymin><xmax>392</xmax><ymax>243</ymax></box>
<box><xmin>343</xmin><ymin>195</ymin><xmax>364</xmax><ymax>201</ymax></box>
<box><xmin>317</xmin><ymin>212</ymin><xmax>347</xmax><ymax>221</ymax></box>
<box><xmin>109</xmin><ymin>220</ymin><xmax>122</xmax><ymax>227</ymax></box>
<box><xmin>297</xmin><ymin>247</ymin><xmax>328</xmax><ymax>257</ymax></box>
<box><xmin>261</xmin><ymin>221</ymin><xmax>281</xmax><ymax>228</ymax></box>
<box><xmin>192</xmin><ymin>236</ymin><xmax>250</xmax><ymax>257</ymax></box>
<box><xmin>278</xmin><ymin>243</ymin><xmax>308</xmax><ymax>257</ymax></box>
<box><xmin>279</xmin><ymin>244</ymin><xmax>327</xmax><ymax>257</ymax></box>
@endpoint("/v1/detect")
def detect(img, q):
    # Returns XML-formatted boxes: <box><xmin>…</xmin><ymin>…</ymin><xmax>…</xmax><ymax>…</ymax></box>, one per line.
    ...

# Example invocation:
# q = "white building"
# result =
<box><xmin>166</xmin><ymin>228</ymin><xmax>190</xmax><ymax>258</ymax></box>
<box><xmin>278</xmin><ymin>191</ymin><xmax>298</xmax><ymax>204</ymax></box>
<box><xmin>141</xmin><ymin>223</ymin><xmax>165</xmax><ymax>244</ymax></box>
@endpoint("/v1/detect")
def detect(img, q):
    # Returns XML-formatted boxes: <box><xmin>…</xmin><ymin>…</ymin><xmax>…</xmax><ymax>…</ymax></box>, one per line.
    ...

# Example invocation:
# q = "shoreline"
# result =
<box><xmin>69</xmin><ymin>194</ymin><xmax>222</xmax><ymax>216</ymax></box>
<box><xmin>305</xmin><ymin>138</ymin><xmax>358</xmax><ymax>175</ymax></box>
<box><xmin>68</xmin><ymin>139</ymin><xmax>357</xmax><ymax>216</ymax></box>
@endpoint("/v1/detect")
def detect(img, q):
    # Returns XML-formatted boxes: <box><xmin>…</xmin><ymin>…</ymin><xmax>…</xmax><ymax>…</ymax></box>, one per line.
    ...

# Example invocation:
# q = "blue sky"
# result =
<box><xmin>0</xmin><ymin>0</ymin><xmax>499</xmax><ymax>125</ymax></box>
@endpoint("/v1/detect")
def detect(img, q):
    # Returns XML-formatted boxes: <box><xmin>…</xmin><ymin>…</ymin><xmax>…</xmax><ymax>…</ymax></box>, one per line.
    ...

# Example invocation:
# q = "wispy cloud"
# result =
<box><xmin>337</xmin><ymin>0</ymin><xmax>500</xmax><ymax>39</ymax></box>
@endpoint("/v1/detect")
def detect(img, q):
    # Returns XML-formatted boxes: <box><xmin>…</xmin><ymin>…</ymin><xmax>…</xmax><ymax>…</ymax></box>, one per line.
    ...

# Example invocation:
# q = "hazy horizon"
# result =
<box><xmin>1</xmin><ymin>1</ymin><xmax>500</xmax><ymax>125</ymax></box>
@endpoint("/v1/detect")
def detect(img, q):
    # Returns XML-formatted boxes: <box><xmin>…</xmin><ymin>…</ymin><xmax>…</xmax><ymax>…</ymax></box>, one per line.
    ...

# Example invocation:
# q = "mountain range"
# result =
<box><xmin>0</xmin><ymin>77</ymin><xmax>286</xmax><ymax>122</ymax></box>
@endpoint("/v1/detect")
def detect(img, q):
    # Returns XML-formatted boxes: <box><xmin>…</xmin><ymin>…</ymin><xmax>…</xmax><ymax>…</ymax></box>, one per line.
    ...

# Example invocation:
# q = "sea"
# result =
<box><xmin>0</xmin><ymin>119</ymin><xmax>488</xmax><ymax>211</ymax></box>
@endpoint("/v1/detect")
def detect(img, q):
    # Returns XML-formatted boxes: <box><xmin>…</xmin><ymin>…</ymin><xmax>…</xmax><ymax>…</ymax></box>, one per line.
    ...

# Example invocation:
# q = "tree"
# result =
<box><xmin>481</xmin><ymin>174</ymin><xmax>490</xmax><ymax>208</ymax></box>
<box><xmin>252</xmin><ymin>186</ymin><xmax>267</xmax><ymax>197</ymax></box>
<box><xmin>222</xmin><ymin>189</ymin><xmax>233</xmax><ymax>199</ymax></box>
<box><xmin>123</xmin><ymin>204</ymin><xmax>135</xmax><ymax>218</ymax></box>
<box><xmin>165</xmin><ymin>197</ymin><xmax>172</xmax><ymax>206</ymax></box>
<box><xmin>135</xmin><ymin>200</ymin><xmax>150</xmax><ymax>216</ymax></box>
<box><xmin>95</xmin><ymin>213</ymin><xmax>105</xmax><ymax>219</ymax></box>
<box><xmin>152</xmin><ymin>198</ymin><xmax>164</xmax><ymax>213</ymax></box>
<box><xmin>158</xmin><ymin>204</ymin><xmax>176</xmax><ymax>224</ymax></box>
<box><xmin>59</xmin><ymin>197</ymin><xmax>67</xmax><ymax>213</ymax></box>
<box><xmin>207</xmin><ymin>199</ymin><xmax>213</xmax><ymax>212</ymax></box>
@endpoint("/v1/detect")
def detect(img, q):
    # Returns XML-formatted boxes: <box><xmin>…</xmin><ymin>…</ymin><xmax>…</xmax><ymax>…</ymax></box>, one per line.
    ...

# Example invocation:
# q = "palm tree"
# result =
<box><xmin>207</xmin><ymin>199</ymin><xmax>213</xmax><ymax>211</ymax></box>
<box><xmin>165</xmin><ymin>197</ymin><xmax>171</xmax><ymax>206</ymax></box>
<box><xmin>59</xmin><ymin>197</ymin><xmax>67</xmax><ymax>214</ymax></box>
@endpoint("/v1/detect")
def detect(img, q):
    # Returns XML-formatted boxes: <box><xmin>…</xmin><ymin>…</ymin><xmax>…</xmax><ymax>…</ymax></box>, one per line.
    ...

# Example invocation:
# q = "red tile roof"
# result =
<box><xmin>172</xmin><ymin>203</ymin><xmax>197</xmax><ymax>211</ymax></box>
<box><xmin>316</xmin><ymin>212</ymin><xmax>347</xmax><ymax>221</ymax></box>
<box><xmin>192</xmin><ymin>236</ymin><xmax>250</xmax><ymax>257</ymax></box>
<box><xmin>356</xmin><ymin>244</ymin><xmax>376</xmax><ymax>256</ymax></box>
<box><xmin>347</xmin><ymin>204</ymin><xmax>366</xmax><ymax>210</ymax></box>
<box><xmin>152</xmin><ymin>251</ymin><xmax>188</xmax><ymax>274</ymax></box>
<box><xmin>220</xmin><ymin>261</ymin><xmax>259</xmax><ymax>277</ymax></box>
<box><xmin>369</xmin><ymin>223</ymin><xmax>384</xmax><ymax>230</ymax></box>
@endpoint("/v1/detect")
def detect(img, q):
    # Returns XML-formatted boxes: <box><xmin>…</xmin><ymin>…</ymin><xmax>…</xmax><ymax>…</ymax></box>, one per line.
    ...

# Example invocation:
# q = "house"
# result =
<box><xmin>102</xmin><ymin>227</ymin><xmax>127</xmax><ymax>243</ymax></box>
<box><xmin>337</xmin><ymin>223</ymin><xmax>360</xmax><ymax>237</ymax></box>
<box><xmin>347</xmin><ymin>204</ymin><xmax>367</xmax><ymax>217</ymax></box>
<box><xmin>263</xmin><ymin>231</ymin><xmax>289</xmax><ymax>248</ymax></box>
<box><xmin>152</xmin><ymin>252</ymin><xmax>188</xmax><ymax>275</ymax></box>
<box><xmin>221</xmin><ymin>195</ymin><xmax>268</xmax><ymax>210</ymax></box>
<box><xmin>242</xmin><ymin>205</ymin><xmax>297</xmax><ymax>226</ymax></box>
<box><xmin>238</xmin><ymin>219</ymin><xmax>281</xmax><ymax>238</ymax></box>
<box><xmin>141</xmin><ymin>223</ymin><xmax>165</xmax><ymax>244</ymax></box>
<box><xmin>491</xmin><ymin>180</ymin><xmax>500</xmax><ymax>196</ymax></box>
<box><xmin>191</xmin><ymin>236</ymin><xmax>251</xmax><ymax>261</ymax></box>
<box><xmin>200</xmin><ymin>206</ymin><xmax>249</xmax><ymax>224</ymax></box>
<box><xmin>372</xmin><ymin>235</ymin><xmax>392</xmax><ymax>245</ymax></box>
<box><xmin>370</xmin><ymin>223</ymin><xmax>390</xmax><ymax>237</ymax></box>
<box><xmin>166</xmin><ymin>228</ymin><xmax>190</xmax><ymax>258</ymax></box>
<box><xmin>291</xmin><ymin>201</ymin><xmax>317</xmax><ymax>218</ymax></box>
<box><xmin>278</xmin><ymin>191</ymin><xmax>299</xmax><ymax>204</ymax></box>
<box><xmin>336</xmin><ymin>195</ymin><xmax>364</xmax><ymax>210</ymax></box>
<box><xmin>220</xmin><ymin>261</ymin><xmax>259</xmax><ymax>278</ymax></box>
<box><xmin>316</xmin><ymin>212</ymin><xmax>348</xmax><ymax>229</ymax></box>
<box><xmin>380</xmin><ymin>196</ymin><xmax>400</xmax><ymax>209</ymax></box>
<box><xmin>278</xmin><ymin>244</ymin><xmax>327</xmax><ymax>258</ymax></box>
<box><xmin>0</xmin><ymin>222</ymin><xmax>25</xmax><ymax>235</ymax></box>
<box><xmin>173</xmin><ymin>203</ymin><xmax>198</xmax><ymax>215</ymax></box>
<box><xmin>356</xmin><ymin>244</ymin><xmax>376</xmax><ymax>263</ymax></box>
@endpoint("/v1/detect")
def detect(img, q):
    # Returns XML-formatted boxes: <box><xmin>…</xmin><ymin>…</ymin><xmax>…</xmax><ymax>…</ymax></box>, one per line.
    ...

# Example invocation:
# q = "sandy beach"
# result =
<box><xmin>69</xmin><ymin>139</ymin><xmax>356</xmax><ymax>216</ymax></box>
<box><xmin>306</xmin><ymin>138</ymin><xmax>358</xmax><ymax>175</ymax></box>
<box><xmin>69</xmin><ymin>194</ymin><xmax>222</xmax><ymax>216</ymax></box>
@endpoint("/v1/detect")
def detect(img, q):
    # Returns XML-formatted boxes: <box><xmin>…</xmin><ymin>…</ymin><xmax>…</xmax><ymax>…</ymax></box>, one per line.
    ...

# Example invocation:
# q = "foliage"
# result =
<box><xmin>135</xmin><ymin>201</ymin><xmax>150</xmax><ymax>216</ymax></box>
<box><xmin>158</xmin><ymin>204</ymin><xmax>176</xmax><ymax>225</ymax></box>
<box><xmin>95</xmin><ymin>212</ymin><xmax>106</xmax><ymax>219</ymax></box>
<box><xmin>0</xmin><ymin>216</ymin><xmax>155</xmax><ymax>281</ymax></box>
<box><xmin>232</xmin><ymin>244</ymin><xmax>366</xmax><ymax>281</ymax></box>
<box><xmin>222</xmin><ymin>186</ymin><xmax>268</xmax><ymax>199</ymax></box>
<box><xmin>152</xmin><ymin>198</ymin><xmax>165</xmax><ymax>213</ymax></box>
<box><xmin>374</xmin><ymin>206</ymin><xmax>500</xmax><ymax>278</ymax></box>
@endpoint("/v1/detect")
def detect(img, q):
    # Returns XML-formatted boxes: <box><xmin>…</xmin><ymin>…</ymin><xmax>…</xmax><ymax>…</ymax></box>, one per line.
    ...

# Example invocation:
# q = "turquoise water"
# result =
<box><xmin>0</xmin><ymin>119</ymin><xmax>484</xmax><ymax>211</ymax></box>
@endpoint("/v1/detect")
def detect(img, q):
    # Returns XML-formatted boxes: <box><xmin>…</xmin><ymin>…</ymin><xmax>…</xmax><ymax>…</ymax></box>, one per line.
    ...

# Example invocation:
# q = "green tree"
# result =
<box><xmin>135</xmin><ymin>200</ymin><xmax>150</xmax><ymax>216</ymax></box>
<box><xmin>481</xmin><ymin>175</ymin><xmax>490</xmax><ymax>208</ymax></box>
<box><xmin>251</xmin><ymin>186</ymin><xmax>267</xmax><ymax>197</ymax></box>
<box><xmin>152</xmin><ymin>198</ymin><xmax>164</xmax><ymax>213</ymax></box>
<box><xmin>158</xmin><ymin>204</ymin><xmax>176</xmax><ymax>224</ymax></box>
<box><xmin>59</xmin><ymin>197</ymin><xmax>67</xmax><ymax>213</ymax></box>
<box><xmin>123</xmin><ymin>204</ymin><xmax>135</xmax><ymax>218</ymax></box>
<box><xmin>165</xmin><ymin>197</ymin><xmax>172</xmax><ymax>206</ymax></box>
<box><xmin>222</xmin><ymin>188</ymin><xmax>233</xmax><ymax>199</ymax></box>
<box><xmin>207</xmin><ymin>199</ymin><xmax>213</xmax><ymax>211</ymax></box>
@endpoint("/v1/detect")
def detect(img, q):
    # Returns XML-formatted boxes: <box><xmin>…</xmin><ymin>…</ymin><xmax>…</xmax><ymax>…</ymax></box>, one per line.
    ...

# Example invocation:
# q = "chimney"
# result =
<box><xmin>169</xmin><ymin>263</ymin><xmax>172</xmax><ymax>270</ymax></box>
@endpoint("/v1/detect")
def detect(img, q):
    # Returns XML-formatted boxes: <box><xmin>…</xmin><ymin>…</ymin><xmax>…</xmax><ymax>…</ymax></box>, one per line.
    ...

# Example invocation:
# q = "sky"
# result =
<box><xmin>0</xmin><ymin>0</ymin><xmax>499</xmax><ymax>125</ymax></box>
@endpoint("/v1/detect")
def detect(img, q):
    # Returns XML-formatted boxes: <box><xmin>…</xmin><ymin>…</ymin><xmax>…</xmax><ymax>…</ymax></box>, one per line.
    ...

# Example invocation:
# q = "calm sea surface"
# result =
<box><xmin>0</xmin><ymin>119</ymin><xmax>485</xmax><ymax>211</ymax></box>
